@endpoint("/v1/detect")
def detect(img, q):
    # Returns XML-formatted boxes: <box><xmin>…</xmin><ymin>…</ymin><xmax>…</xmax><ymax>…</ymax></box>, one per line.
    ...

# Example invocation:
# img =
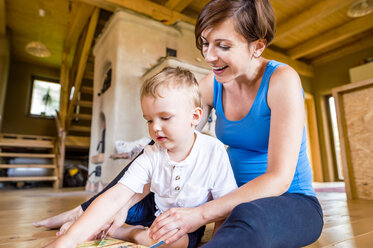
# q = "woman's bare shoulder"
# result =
<box><xmin>267</xmin><ymin>64</ymin><xmax>303</xmax><ymax>108</ymax></box>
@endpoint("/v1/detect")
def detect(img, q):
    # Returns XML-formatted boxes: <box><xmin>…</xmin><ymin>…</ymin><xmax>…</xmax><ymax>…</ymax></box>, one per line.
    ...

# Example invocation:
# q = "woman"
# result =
<box><xmin>148</xmin><ymin>1</ymin><xmax>323</xmax><ymax>247</ymax></box>
<box><xmin>35</xmin><ymin>0</ymin><xmax>323</xmax><ymax>247</ymax></box>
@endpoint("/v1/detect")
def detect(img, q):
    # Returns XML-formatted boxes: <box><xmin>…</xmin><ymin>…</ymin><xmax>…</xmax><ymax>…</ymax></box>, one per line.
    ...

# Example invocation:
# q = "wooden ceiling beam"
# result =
<box><xmin>274</xmin><ymin>0</ymin><xmax>355</xmax><ymax>42</ymax></box>
<box><xmin>263</xmin><ymin>49</ymin><xmax>314</xmax><ymax>77</ymax></box>
<box><xmin>165</xmin><ymin>0</ymin><xmax>193</xmax><ymax>12</ymax></box>
<box><xmin>312</xmin><ymin>33</ymin><xmax>373</xmax><ymax>66</ymax></box>
<box><xmin>0</xmin><ymin>0</ymin><xmax>6</xmax><ymax>35</ymax></box>
<box><xmin>77</xmin><ymin>0</ymin><xmax>116</xmax><ymax>12</ymax></box>
<box><xmin>64</xmin><ymin>2</ymin><xmax>95</xmax><ymax>54</ymax></box>
<box><xmin>287</xmin><ymin>13</ymin><xmax>373</xmax><ymax>59</ymax></box>
<box><xmin>78</xmin><ymin>0</ymin><xmax>196</xmax><ymax>24</ymax></box>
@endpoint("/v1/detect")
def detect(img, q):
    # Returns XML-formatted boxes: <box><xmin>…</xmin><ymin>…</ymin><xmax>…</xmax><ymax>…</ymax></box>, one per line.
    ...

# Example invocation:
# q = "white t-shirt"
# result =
<box><xmin>118</xmin><ymin>131</ymin><xmax>237</xmax><ymax>216</ymax></box>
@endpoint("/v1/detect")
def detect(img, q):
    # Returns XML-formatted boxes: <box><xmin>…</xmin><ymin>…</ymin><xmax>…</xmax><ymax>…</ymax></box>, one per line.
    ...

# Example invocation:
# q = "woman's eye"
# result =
<box><xmin>219</xmin><ymin>45</ymin><xmax>230</xmax><ymax>51</ymax></box>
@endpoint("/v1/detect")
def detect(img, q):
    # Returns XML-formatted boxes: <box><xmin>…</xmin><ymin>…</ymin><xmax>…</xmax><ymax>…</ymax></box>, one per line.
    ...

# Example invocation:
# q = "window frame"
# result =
<box><xmin>27</xmin><ymin>75</ymin><xmax>61</xmax><ymax>119</ymax></box>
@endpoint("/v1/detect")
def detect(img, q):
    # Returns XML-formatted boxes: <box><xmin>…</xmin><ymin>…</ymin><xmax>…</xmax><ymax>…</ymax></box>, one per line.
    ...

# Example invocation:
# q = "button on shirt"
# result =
<box><xmin>119</xmin><ymin>131</ymin><xmax>237</xmax><ymax>216</ymax></box>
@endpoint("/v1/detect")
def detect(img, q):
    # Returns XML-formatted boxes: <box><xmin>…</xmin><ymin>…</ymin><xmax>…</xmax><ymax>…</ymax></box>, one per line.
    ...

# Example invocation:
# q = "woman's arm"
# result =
<box><xmin>149</xmin><ymin>65</ymin><xmax>306</xmax><ymax>243</ymax></box>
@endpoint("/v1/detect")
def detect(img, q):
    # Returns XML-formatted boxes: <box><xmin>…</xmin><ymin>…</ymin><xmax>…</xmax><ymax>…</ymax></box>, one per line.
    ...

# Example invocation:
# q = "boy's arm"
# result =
<box><xmin>49</xmin><ymin>184</ymin><xmax>135</xmax><ymax>247</ymax></box>
<box><xmin>108</xmin><ymin>183</ymin><xmax>151</xmax><ymax>235</ymax></box>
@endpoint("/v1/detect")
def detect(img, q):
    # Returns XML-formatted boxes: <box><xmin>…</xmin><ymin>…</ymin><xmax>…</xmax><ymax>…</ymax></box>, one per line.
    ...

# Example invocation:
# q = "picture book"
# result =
<box><xmin>77</xmin><ymin>238</ymin><xmax>149</xmax><ymax>248</ymax></box>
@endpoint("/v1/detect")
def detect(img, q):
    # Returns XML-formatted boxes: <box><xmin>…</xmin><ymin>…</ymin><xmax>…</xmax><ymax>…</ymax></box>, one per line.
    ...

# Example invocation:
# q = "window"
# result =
<box><xmin>29</xmin><ymin>77</ymin><xmax>61</xmax><ymax>118</ymax></box>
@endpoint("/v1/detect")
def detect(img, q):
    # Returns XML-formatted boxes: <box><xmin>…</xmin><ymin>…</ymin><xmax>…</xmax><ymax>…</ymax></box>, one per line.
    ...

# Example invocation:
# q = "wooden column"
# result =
<box><xmin>332</xmin><ymin>78</ymin><xmax>373</xmax><ymax>200</ymax></box>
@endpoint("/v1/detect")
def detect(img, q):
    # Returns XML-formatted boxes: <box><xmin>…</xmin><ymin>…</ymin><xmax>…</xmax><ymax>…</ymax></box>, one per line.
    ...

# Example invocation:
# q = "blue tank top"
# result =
<box><xmin>213</xmin><ymin>60</ymin><xmax>316</xmax><ymax>197</ymax></box>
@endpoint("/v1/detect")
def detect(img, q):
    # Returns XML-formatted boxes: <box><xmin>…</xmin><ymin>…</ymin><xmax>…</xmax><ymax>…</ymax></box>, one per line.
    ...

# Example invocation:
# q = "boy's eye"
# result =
<box><xmin>147</xmin><ymin>120</ymin><xmax>153</xmax><ymax>124</ymax></box>
<box><xmin>161</xmin><ymin>116</ymin><xmax>171</xmax><ymax>121</ymax></box>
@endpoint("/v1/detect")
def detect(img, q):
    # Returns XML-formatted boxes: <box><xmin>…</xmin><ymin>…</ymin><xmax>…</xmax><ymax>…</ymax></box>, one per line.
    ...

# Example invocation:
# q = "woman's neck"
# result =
<box><xmin>227</xmin><ymin>58</ymin><xmax>268</xmax><ymax>91</ymax></box>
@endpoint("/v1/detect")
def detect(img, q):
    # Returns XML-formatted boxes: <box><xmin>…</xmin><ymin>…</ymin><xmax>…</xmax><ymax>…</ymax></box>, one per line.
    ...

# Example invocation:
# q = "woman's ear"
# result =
<box><xmin>252</xmin><ymin>39</ymin><xmax>267</xmax><ymax>58</ymax></box>
<box><xmin>191</xmin><ymin>107</ymin><xmax>203</xmax><ymax>126</ymax></box>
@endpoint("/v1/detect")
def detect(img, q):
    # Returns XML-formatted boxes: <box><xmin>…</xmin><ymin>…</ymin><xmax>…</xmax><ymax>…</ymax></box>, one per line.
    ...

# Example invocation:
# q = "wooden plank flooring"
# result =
<box><xmin>0</xmin><ymin>184</ymin><xmax>372</xmax><ymax>247</ymax></box>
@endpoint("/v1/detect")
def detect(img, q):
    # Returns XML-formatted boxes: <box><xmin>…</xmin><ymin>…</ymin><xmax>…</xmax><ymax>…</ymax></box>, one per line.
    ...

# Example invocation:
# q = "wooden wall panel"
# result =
<box><xmin>332</xmin><ymin>78</ymin><xmax>373</xmax><ymax>200</ymax></box>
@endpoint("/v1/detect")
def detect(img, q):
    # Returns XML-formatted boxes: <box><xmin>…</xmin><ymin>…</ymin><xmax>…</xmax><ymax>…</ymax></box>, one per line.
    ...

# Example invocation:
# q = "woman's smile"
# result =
<box><xmin>212</xmin><ymin>65</ymin><xmax>228</xmax><ymax>75</ymax></box>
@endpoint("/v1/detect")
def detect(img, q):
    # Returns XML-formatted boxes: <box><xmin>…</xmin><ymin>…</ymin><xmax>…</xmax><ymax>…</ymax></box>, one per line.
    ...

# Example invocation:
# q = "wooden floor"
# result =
<box><xmin>0</xmin><ymin>184</ymin><xmax>373</xmax><ymax>247</ymax></box>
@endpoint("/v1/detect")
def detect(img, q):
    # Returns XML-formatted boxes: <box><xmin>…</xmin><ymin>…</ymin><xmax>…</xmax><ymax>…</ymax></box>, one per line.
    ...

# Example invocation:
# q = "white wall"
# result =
<box><xmin>88</xmin><ymin>10</ymin><xmax>210</xmax><ymax>187</ymax></box>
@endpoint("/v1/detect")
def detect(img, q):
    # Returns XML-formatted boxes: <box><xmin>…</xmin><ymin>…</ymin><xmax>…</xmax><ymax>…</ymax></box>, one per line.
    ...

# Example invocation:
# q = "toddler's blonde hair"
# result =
<box><xmin>141</xmin><ymin>67</ymin><xmax>201</xmax><ymax>108</ymax></box>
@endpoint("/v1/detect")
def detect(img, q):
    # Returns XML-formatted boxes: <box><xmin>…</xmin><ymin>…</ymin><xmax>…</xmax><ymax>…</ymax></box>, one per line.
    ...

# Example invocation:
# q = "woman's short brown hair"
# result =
<box><xmin>195</xmin><ymin>0</ymin><xmax>276</xmax><ymax>51</ymax></box>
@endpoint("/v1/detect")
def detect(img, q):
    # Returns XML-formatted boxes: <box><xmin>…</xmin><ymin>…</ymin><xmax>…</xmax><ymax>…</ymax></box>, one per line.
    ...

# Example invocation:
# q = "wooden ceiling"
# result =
<box><xmin>2</xmin><ymin>0</ymin><xmax>373</xmax><ymax>77</ymax></box>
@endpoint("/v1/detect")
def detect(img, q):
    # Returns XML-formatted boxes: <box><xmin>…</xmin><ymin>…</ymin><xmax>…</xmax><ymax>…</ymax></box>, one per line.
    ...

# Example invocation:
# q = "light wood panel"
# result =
<box><xmin>332</xmin><ymin>78</ymin><xmax>373</xmax><ymax>200</ymax></box>
<box><xmin>263</xmin><ymin>49</ymin><xmax>314</xmax><ymax>77</ymax></box>
<box><xmin>271</xmin><ymin>0</ymin><xmax>312</xmax><ymax>25</ymax></box>
<box><xmin>165</xmin><ymin>0</ymin><xmax>193</xmax><ymax>12</ymax></box>
<box><xmin>0</xmin><ymin>152</ymin><xmax>55</xmax><ymax>158</ymax></box>
<box><xmin>274</xmin><ymin>0</ymin><xmax>354</xmax><ymax>43</ymax></box>
<box><xmin>79</xmin><ymin>0</ymin><xmax>195</xmax><ymax>25</ymax></box>
<box><xmin>305</xmin><ymin>93</ymin><xmax>323</xmax><ymax>182</ymax></box>
<box><xmin>4</xmin><ymin>0</ymin><xmax>373</xmax><ymax>69</ymax></box>
<box><xmin>312</xmin><ymin>33</ymin><xmax>373</xmax><ymax>66</ymax></box>
<box><xmin>0</xmin><ymin>164</ymin><xmax>55</xmax><ymax>168</ymax></box>
<box><xmin>0</xmin><ymin>133</ymin><xmax>59</xmax><ymax>188</ymax></box>
<box><xmin>0</xmin><ymin>188</ymin><xmax>92</xmax><ymax>248</ymax></box>
<box><xmin>65</xmin><ymin>135</ymin><xmax>90</xmax><ymax>149</ymax></box>
<box><xmin>288</xmin><ymin>13</ymin><xmax>373</xmax><ymax>59</ymax></box>
<box><xmin>0</xmin><ymin>176</ymin><xmax>57</xmax><ymax>182</ymax></box>
<box><xmin>6</xmin><ymin>0</ymin><xmax>71</xmax><ymax>68</ymax></box>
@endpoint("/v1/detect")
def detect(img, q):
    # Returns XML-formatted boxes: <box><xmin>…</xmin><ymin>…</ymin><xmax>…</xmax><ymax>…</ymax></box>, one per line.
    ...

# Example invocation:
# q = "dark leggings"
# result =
<box><xmin>81</xmin><ymin>142</ymin><xmax>323</xmax><ymax>247</ymax></box>
<box><xmin>202</xmin><ymin>193</ymin><xmax>323</xmax><ymax>248</ymax></box>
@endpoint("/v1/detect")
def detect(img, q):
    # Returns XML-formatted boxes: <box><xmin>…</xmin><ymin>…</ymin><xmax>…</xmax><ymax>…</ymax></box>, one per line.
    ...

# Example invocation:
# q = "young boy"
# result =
<box><xmin>47</xmin><ymin>67</ymin><xmax>237</xmax><ymax>248</ymax></box>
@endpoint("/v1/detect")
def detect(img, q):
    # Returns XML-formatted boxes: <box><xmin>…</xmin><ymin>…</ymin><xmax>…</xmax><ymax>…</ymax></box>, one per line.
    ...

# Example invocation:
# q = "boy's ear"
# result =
<box><xmin>191</xmin><ymin>107</ymin><xmax>203</xmax><ymax>126</ymax></box>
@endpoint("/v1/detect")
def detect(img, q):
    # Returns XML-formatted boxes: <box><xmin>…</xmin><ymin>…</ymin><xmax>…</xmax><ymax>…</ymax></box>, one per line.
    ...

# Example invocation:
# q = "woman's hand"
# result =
<box><xmin>149</xmin><ymin>207</ymin><xmax>205</xmax><ymax>244</ymax></box>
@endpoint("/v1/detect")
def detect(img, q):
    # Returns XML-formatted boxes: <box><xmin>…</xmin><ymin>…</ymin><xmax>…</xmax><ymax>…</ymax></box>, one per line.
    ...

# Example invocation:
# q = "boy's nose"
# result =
<box><xmin>152</xmin><ymin>121</ymin><xmax>161</xmax><ymax>132</ymax></box>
